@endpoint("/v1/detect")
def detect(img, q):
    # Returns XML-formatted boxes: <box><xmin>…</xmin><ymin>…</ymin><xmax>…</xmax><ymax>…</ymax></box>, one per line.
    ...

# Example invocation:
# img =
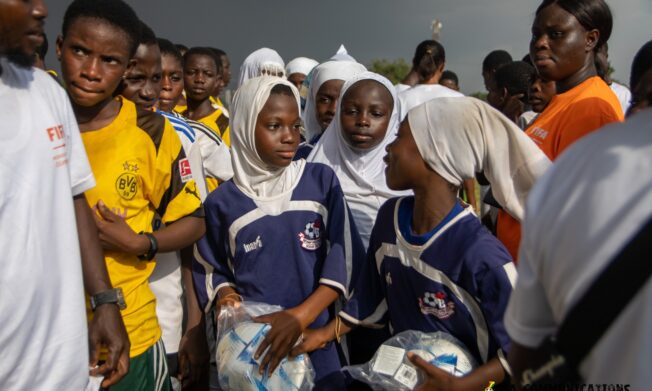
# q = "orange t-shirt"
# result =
<box><xmin>497</xmin><ymin>76</ymin><xmax>623</xmax><ymax>262</ymax></box>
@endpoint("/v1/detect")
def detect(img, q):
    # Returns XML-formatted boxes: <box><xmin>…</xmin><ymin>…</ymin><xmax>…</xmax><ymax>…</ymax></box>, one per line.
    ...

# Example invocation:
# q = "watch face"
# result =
<box><xmin>116</xmin><ymin>288</ymin><xmax>127</xmax><ymax>310</ymax></box>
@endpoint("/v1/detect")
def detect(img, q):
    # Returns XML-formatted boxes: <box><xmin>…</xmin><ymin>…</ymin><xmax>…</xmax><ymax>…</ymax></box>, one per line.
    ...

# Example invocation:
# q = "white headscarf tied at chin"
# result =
<box><xmin>230</xmin><ymin>76</ymin><xmax>305</xmax><ymax>215</ymax></box>
<box><xmin>308</xmin><ymin>71</ymin><xmax>409</xmax><ymax>247</ymax></box>
<box><xmin>407</xmin><ymin>97</ymin><xmax>551</xmax><ymax>221</ymax></box>
<box><xmin>237</xmin><ymin>48</ymin><xmax>285</xmax><ymax>88</ymax></box>
<box><xmin>302</xmin><ymin>60</ymin><xmax>367</xmax><ymax>143</ymax></box>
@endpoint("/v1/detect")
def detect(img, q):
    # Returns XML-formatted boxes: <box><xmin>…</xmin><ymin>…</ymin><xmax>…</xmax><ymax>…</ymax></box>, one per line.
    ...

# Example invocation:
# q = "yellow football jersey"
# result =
<box><xmin>81</xmin><ymin>98</ymin><xmax>203</xmax><ymax>357</ymax></box>
<box><xmin>196</xmin><ymin>108</ymin><xmax>231</xmax><ymax>147</ymax></box>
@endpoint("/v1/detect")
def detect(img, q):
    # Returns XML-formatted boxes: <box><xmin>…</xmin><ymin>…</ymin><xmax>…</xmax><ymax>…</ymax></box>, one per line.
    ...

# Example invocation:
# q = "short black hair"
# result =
<box><xmin>495</xmin><ymin>61</ymin><xmax>536</xmax><ymax>96</ymax></box>
<box><xmin>175</xmin><ymin>43</ymin><xmax>188</xmax><ymax>56</ymax></box>
<box><xmin>630</xmin><ymin>40</ymin><xmax>652</xmax><ymax>90</ymax></box>
<box><xmin>184</xmin><ymin>47</ymin><xmax>222</xmax><ymax>74</ymax></box>
<box><xmin>482</xmin><ymin>50</ymin><xmax>513</xmax><ymax>72</ymax></box>
<box><xmin>440</xmin><ymin>70</ymin><xmax>458</xmax><ymax>85</ymax></box>
<box><xmin>62</xmin><ymin>0</ymin><xmax>141</xmax><ymax>58</ymax></box>
<box><xmin>158</xmin><ymin>38</ymin><xmax>182</xmax><ymax>64</ymax></box>
<box><xmin>36</xmin><ymin>34</ymin><xmax>49</xmax><ymax>59</ymax></box>
<box><xmin>138</xmin><ymin>21</ymin><xmax>157</xmax><ymax>46</ymax></box>
<box><xmin>521</xmin><ymin>53</ymin><xmax>533</xmax><ymax>66</ymax></box>
<box><xmin>536</xmin><ymin>0</ymin><xmax>612</xmax><ymax>52</ymax></box>
<box><xmin>210</xmin><ymin>47</ymin><xmax>227</xmax><ymax>59</ymax></box>
<box><xmin>412</xmin><ymin>40</ymin><xmax>446</xmax><ymax>81</ymax></box>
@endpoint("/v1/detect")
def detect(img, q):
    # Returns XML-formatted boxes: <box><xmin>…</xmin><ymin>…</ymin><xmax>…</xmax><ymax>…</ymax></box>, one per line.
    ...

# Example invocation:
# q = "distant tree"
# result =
<box><xmin>469</xmin><ymin>91</ymin><xmax>487</xmax><ymax>101</ymax></box>
<box><xmin>368</xmin><ymin>58</ymin><xmax>411</xmax><ymax>84</ymax></box>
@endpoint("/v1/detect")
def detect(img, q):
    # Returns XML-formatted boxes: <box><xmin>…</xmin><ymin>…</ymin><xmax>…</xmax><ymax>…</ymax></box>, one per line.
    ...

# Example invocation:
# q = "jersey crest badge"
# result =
<box><xmin>179</xmin><ymin>158</ymin><xmax>192</xmax><ymax>183</ymax></box>
<box><xmin>116</xmin><ymin>161</ymin><xmax>139</xmax><ymax>200</ymax></box>
<box><xmin>419</xmin><ymin>291</ymin><xmax>455</xmax><ymax>319</ymax></box>
<box><xmin>298</xmin><ymin>220</ymin><xmax>322</xmax><ymax>250</ymax></box>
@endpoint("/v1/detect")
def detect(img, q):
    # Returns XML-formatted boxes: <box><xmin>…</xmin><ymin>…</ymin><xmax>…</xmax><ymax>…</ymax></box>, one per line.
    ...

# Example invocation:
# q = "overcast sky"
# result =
<box><xmin>43</xmin><ymin>0</ymin><xmax>651</xmax><ymax>94</ymax></box>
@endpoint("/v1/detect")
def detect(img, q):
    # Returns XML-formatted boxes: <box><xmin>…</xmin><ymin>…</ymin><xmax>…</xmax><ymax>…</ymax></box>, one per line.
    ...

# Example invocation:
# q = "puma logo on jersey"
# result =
<box><xmin>243</xmin><ymin>236</ymin><xmax>263</xmax><ymax>253</ymax></box>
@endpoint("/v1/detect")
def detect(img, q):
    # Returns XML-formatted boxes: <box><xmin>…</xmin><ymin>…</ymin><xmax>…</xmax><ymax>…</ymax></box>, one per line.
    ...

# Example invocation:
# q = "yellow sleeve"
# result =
<box><xmin>152</xmin><ymin>118</ymin><xmax>204</xmax><ymax>224</ymax></box>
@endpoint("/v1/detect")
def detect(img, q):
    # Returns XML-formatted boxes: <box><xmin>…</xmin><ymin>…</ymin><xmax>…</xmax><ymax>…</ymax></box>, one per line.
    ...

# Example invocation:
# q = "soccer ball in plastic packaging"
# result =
<box><xmin>217</xmin><ymin>321</ymin><xmax>314</xmax><ymax>391</ymax></box>
<box><xmin>344</xmin><ymin>330</ymin><xmax>478</xmax><ymax>390</ymax></box>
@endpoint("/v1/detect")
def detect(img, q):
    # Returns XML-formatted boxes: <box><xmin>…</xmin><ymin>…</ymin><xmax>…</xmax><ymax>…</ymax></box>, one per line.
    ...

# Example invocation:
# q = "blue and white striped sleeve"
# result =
<box><xmin>318</xmin><ymin>171</ymin><xmax>366</xmax><ymax>297</ymax></box>
<box><xmin>192</xmin><ymin>198</ymin><xmax>236</xmax><ymax>313</ymax></box>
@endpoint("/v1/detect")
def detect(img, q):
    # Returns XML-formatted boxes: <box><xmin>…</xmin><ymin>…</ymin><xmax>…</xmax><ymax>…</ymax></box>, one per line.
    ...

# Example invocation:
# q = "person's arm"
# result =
<box><xmin>74</xmin><ymin>195</ymin><xmax>130</xmax><ymax>388</ymax></box>
<box><xmin>409</xmin><ymin>354</ymin><xmax>506</xmax><ymax>391</ymax></box>
<box><xmin>177</xmin><ymin>246</ymin><xmax>209</xmax><ymax>388</ymax></box>
<box><xmin>254</xmin><ymin>285</ymin><xmax>340</xmax><ymax>374</ymax></box>
<box><xmin>91</xmin><ymin>199</ymin><xmax>205</xmax><ymax>255</ymax></box>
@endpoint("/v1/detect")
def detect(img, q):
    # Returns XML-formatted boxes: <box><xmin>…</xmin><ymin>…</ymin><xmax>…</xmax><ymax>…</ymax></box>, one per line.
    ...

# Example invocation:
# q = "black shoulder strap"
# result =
<box><xmin>557</xmin><ymin>216</ymin><xmax>652</xmax><ymax>367</ymax></box>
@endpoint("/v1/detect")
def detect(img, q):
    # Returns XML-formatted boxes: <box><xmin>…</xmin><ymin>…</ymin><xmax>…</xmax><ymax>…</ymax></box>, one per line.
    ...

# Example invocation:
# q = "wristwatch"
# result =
<box><xmin>90</xmin><ymin>288</ymin><xmax>126</xmax><ymax>311</ymax></box>
<box><xmin>137</xmin><ymin>231</ymin><xmax>158</xmax><ymax>261</ymax></box>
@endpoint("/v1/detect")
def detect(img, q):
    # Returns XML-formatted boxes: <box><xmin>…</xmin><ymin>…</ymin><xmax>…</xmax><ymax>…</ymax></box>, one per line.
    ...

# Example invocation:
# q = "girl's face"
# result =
<box><xmin>315</xmin><ymin>79</ymin><xmax>344</xmax><ymax>131</ymax></box>
<box><xmin>121</xmin><ymin>43</ymin><xmax>162</xmax><ymax>111</ymax></box>
<box><xmin>384</xmin><ymin>120</ymin><xmax>428</xmax><ymax>191</ymax></box>
<box><xmin>340</xmin><ymin>79</ymin><xmax>393</xmax><ymax>150</ymax></box>
<box><xmin>57</xmin><ymin>17</ymin><xmax>131</xmax><ymax>108</ymax></box>
<box><xmin>255</xmin><ymin>92</ymin><xmax>302</xmax><ymax>168</ymax></box>
<box><xmin>158</xmin><ymin>54</ymin><xmax>184</xmax><ymax>112</ymax></box>
<box><xmin>530</xmin><ymin>3</ymin><xmax>598</xmax><ymax>82</ymax></box>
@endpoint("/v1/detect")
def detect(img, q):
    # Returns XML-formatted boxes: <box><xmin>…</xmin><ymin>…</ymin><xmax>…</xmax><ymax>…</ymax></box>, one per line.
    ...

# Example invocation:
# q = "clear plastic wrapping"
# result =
<box><xmin>343</xmin><ymin>330</ymin><xmax>478</xmax><ymax>390</ymax></box>
<box><xmin>215</xmin><ymin>302</ymin><xmax>315</xmax><ymax>391</ymax></box>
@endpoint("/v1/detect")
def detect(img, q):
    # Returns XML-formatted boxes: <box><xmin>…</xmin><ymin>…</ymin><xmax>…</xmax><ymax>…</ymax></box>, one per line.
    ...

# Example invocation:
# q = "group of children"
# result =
<box><xmin>2</xmin><ymin>0</ymin><xmax>652</xmax><ymax>390</ymax></box>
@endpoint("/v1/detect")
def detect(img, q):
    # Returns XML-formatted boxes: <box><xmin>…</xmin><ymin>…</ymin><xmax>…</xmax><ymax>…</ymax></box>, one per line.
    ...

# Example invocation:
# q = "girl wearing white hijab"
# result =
<box><xmin>285</xmin><ymin>57</ymin><xmax>319</xmax><ymax>90</ymax></box>
<box><xmin>293</xmin><ymin>97</ymin><xmax>550</xmax><ymax>391</ymax></box>
<box><xmin>193</xmin><ymin>76</ymin><xmax>365</xmax><ymax>389</ymax></box>
<box><xmin>237</xmin><ymin>48</ymin><xmax>285</xmax><ymax>88</ymax></box>
<box><xmin>299</xmin><ymin>60</ymin><xmax>366</xmax><ymax>150</ymax></box>
<box><xmin>308</xmin><ymin>71</ymin><xmax>408</xmax><ymax>248</ymax></box>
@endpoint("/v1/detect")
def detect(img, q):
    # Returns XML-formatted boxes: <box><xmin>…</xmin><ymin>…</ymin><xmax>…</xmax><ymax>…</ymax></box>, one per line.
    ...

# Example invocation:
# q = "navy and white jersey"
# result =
<box><xmin>341</xmin><ymin>196</ymin><xmax>516</xmax><ymax>368</ymax></box>
<box><xmin>294</xmin><ymin>133</ymin><xmax>322</xmax><ymax>161</ymax></box>
<box><xmin>192</xmin><ymin>162</ymin><xmax>365</xmax><ymax>387</ymax></box>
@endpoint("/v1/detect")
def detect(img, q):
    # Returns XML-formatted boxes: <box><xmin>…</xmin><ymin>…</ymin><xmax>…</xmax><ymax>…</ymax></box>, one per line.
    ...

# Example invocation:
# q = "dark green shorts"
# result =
<box><xmin>105</xmin><ymin>339</ymin><xmax>171</xmax><ymax>391</ymax></box>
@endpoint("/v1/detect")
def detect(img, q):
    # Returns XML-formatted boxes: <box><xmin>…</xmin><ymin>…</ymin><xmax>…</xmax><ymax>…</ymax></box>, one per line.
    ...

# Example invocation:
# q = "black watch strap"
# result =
<box><xmin>90</xmin><ymin>288</ymin><xmax>126</xmax><ymax>311</ymax></box>
<box><xmin>137</xmin><ymin>232</ymin><xmax>158</xmax><ymax>261</ymax></box>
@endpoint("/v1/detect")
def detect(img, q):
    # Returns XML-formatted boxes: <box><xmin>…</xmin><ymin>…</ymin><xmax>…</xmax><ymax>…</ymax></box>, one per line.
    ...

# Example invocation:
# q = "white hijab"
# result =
<box><xmin>407</xmin><ymin>97</ymin><xmax>551</xmax><ymax>221</ymax></box>
<box><xmin>308</xmin><ymin>72</ymin><xmax>407</xmax><ymax>246</ymax></box>
<box><xmin>237</xmin><ymin>48</ymin><xmax>285</xmax><ymax>88</ymax></box>
<box><xmin>330</xmin><ymin>44</ymin><xmax>357</xmax><ymax>62</ymax></box>
<box><xmin>302</xmin><ymin>60</ymin><xmax>367</xmax><ymax>143</ymax></box>
<box><xmin>285</xmin><ymin>57</ymin><xmax>319</xmax><ymax>76</ymax></box>
<box><xmin>230</xmin><ymin>76</ymin><xmax>306</xmax><ymax>214</ymax></box>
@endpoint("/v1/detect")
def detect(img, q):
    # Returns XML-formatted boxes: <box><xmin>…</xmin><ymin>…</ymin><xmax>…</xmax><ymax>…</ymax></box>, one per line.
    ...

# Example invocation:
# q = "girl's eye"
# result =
<box><xmin>268</xmin><ymin>123</ymin><xmax>280</xmax><ymax>129</ymax></box>
<box><xmin>372</xmin><ymin>111</ymin><xmax>385</xmax><ymax>117</ymax></box>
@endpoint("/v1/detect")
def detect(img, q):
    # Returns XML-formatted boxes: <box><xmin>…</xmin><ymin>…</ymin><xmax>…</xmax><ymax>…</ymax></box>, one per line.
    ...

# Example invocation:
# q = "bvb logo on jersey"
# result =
<box><xmin>116</xmin><ymin>161</ymin><xmax>139</xmax><ymax>200</ymax></box>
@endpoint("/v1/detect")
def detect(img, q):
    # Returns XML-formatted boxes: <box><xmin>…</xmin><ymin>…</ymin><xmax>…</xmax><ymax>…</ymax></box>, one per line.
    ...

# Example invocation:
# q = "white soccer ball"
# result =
<box><xmin>418</xmin><ymin>333</ymin><xmax>477</xmax><ymax>376</ymax></box>
<box><xmin>217</xmin><ymin>322</ymin><xmax>311</xmax><ymax>391</ymax></box>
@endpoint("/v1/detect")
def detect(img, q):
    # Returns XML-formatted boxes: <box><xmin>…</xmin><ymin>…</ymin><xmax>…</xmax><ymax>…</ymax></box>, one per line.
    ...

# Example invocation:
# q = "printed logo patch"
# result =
<box><xmin>418</xmin><ymin>291</ymin><xmax>455</xmax><ymax>319</ymax></box>
<box><xmin>115</xmin><ymin>173</ymin><xmax>138</xmax><ymax>200</ymax></box>
<box><xmin>243</xmin><ymin>235</ymin><xmax>263</xmax><ymax>253</ymax></box>
<box><xmin>298</xmin><ymin>220</ymin><xmax>322</xmax><ymax>250</ymax></box>
<box><xmin>179</xmin><ymin>158</ymin><xmax>192</xmax><ymax>183</ymax></box>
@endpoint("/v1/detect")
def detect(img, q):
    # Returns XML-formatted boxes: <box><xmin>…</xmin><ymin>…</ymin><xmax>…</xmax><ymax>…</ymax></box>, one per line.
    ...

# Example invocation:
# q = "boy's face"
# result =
<box><xmin>57</xmin><ymin>17</ymin><xmax>131</xmax><ymax>108</ymax></box>
<box><xmin>121</xmin><ymin>43</ymin><xmax>162</xmax><ymax>111</ymax></box>
<box><xmin>0</xmin><ymin>0</ymin><xmax>47</xmax><ymax>66</ymax></box>
<box><xmin>254</xmin><ymin>92</ymin><xmax>301</xmax><ymax>168</ymax></box>
<box><xmin>183</xmin><ymin>53</ymin><xmax>220</xmax><ymax>103</ymax></box>
<box><xmin>340</xmin><ymin>79</ymin><xmax>393</xmax><ymax>150</ymax></box>
<box><xmin>158</xmin><ymin>53</ymin><xmax>184</xmax><ymax>112</ymax></box>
